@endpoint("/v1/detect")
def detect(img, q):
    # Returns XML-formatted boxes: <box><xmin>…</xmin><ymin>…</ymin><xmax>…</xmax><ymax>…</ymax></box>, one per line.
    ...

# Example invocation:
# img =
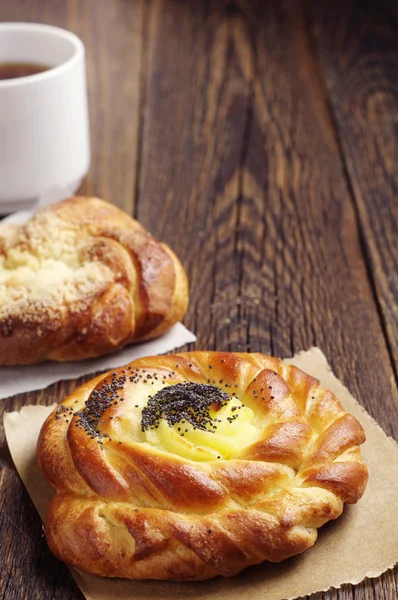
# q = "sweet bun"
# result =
<box><xmin>37</xmin><ymin>351</ymin><xmax>368</xmax><ymax>580</ymax></box>
<box><xmin>0</xmin><ymin>197</ymin><xmax>188</xmax><ymax>364</ymax></box>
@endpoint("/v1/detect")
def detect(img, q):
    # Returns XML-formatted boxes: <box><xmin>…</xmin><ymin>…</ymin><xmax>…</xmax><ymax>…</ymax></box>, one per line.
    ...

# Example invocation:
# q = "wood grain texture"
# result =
<box><xmin>0</xmin><ymin>0</ymin><xmax>397</xmax><ymax>599</ymax></box>
<box><xmin>136</xmin><ymin>0</ymin><xmax>398</xmax><ymax>432</ymax></box>
<box><xmin>305</xmin><ymin>0</ymin><xmax>398</xmax><ymax>384</ymax></box>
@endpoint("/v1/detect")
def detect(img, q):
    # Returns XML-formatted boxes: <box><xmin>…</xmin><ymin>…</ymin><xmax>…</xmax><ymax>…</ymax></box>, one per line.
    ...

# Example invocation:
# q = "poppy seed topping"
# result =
<box><xmin>141</xmin><ymin>383</ymin><xmax>232</xmax><ymax>434</ymax></box>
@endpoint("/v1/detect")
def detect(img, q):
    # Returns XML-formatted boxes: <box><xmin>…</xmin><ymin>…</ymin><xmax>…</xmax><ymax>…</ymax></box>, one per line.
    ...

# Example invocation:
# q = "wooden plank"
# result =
<box><xmin>137</xmin><ymin>0</ymin><xmax>398</xmax><ymax>430</ymax></box>
<box><xmin>0</xmin><ymin>0</ymin><xmax>143</xmax><ymax>213</ymax></box>
<box><xmin>305</xmin><ymin>0</ymin><xmax>398</xmax><ymax>380</ymax></box>
<box><xmin>64</xmin><ymin>0</ymin><xmax>143</xmax><ymax>212</ymax></box>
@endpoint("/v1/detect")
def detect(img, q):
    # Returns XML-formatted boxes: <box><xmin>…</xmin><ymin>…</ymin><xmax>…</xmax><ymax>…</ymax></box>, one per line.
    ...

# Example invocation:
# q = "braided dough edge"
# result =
<box><xmin>37</xmin><ymin>351</ymin><xmax>368</xmax><ymax>580</ymax></box>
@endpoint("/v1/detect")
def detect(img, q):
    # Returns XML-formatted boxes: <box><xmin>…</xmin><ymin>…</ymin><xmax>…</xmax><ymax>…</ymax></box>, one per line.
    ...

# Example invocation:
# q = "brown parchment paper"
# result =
<box><xmin>4</xmin><ymin>347</ymin><xmax>398</xmax><ymax>600</ymax></box>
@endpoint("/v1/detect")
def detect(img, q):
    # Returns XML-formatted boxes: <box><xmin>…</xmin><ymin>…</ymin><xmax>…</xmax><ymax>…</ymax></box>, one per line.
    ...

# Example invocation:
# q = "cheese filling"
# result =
<box><xmin>0</xmin><ymin>214</ymin><xmax>113</xmax><ymax>321</ymax></box>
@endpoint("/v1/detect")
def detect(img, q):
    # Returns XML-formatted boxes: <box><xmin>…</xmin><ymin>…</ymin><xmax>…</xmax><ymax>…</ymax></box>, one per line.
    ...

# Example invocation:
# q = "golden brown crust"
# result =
<box><xmin>37</xmin><ymin>351</ymin><xmax>368</xmax><ymax>580</ymax></box>
<box><xmin>0</xmin><ymin>197</ymin><xmax>188</xmax><ymax>365</ymax></box>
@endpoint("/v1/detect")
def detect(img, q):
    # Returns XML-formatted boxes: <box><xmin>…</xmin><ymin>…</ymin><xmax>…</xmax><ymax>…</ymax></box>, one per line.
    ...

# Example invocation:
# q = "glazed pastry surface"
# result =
<box><xmin>37</xmin><ymin>351</ymin><xmax>368</xmax><ymax>580</ymax></box>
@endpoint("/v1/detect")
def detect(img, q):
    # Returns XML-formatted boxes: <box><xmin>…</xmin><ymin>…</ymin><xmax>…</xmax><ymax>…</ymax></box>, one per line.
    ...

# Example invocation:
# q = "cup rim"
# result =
<box><xmin>0</xmin><ymin>22</ymin><xmax>85</xmax><ymax>88</ymax></box>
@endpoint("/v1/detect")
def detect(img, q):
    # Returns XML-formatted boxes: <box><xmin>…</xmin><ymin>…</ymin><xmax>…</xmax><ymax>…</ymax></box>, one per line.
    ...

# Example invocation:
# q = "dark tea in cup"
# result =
<box><xmin>0</xmin><ymin>62</ymin><xmax>50</xmax><ymax>80</ymax></box>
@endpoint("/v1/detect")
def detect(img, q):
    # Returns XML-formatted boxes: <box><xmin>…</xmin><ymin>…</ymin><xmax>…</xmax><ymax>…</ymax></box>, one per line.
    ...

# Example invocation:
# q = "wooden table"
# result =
<box><xmin>1</xmin><ymin>1</ymin><xmax>397</xmax><ymax>598</ymax></box>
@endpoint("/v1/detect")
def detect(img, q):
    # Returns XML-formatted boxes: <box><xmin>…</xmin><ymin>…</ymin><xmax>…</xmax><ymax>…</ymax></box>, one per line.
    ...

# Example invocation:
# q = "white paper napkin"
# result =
<box><xmin>0</xmin><ymin>323</ymin><xmax>196</xmax><ymax>399</ymax></box>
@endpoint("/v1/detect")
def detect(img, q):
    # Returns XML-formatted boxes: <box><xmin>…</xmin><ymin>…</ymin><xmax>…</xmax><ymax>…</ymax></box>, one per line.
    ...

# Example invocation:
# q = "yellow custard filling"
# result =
<box><xmin>113</xmin><ymin>379</ymin><xmax>262</xmax><ymax>462</ymax></box>
<box><xmin>144</xmin><ymin>400</ymin><xmax>259</xmax><ymax>461</ymax></box>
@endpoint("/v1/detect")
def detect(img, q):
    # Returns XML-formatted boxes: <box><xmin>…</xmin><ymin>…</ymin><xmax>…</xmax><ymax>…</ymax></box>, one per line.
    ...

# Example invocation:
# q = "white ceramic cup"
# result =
<box><xmin>0</xmin><ymin>23</ymin><xmax>90</xmax><ymax>213</ymax></box>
